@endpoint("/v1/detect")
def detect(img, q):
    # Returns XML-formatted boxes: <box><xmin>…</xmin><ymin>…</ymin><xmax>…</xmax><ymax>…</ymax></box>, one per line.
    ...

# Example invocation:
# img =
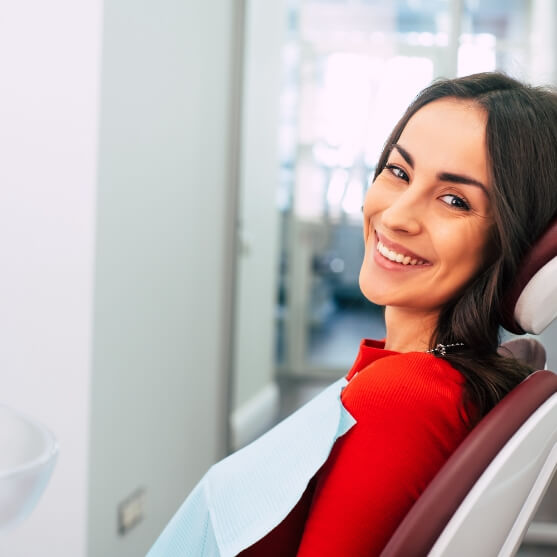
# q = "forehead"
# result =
<box><xmin>402</xmin><ymin>97</ymin><xmax>487</xmax><ymax>138</ymax></box>
<box><xmin>397</xmin><ymin>98</ymin><xmax>489</xmax><ymax>182</ymax></box>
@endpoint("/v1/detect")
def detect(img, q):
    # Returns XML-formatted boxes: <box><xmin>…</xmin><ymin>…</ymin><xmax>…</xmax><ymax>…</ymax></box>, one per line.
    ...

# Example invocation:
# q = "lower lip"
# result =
<box><xmin>372</xmin><ymin>238</ymin><xmax>431</xmax><ymax>272</ymax></box>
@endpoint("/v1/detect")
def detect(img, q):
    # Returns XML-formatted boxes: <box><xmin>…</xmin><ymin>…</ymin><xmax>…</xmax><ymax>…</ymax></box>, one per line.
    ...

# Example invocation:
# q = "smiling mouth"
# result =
<box><xmin>376</xmin><ymin>240</ymin><xmax>429</xmax><ymax>266</ymax></box>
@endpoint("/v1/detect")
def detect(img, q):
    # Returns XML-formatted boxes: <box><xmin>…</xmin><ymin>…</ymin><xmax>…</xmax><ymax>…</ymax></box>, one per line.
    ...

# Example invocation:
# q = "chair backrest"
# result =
<box><xmin>380</xmin><ymin>369</ymin><xmax>557</xmax><ymax>557</ymax></box>
<box><xmin>497</xmin><ymin>338</ymin><xmax>547</xmax><ymax>371</ymax></box>
<box><xmin>502</xmin><ymin>216</ymin><xmax>557</xmax><ymax>335</ymax></box>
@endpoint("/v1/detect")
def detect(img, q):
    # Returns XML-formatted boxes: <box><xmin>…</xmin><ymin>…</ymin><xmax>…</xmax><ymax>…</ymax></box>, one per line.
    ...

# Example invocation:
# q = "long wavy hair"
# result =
<box><xmin>374</xmin><ymin>72</ymin><xmax>557</xmax><ymax>421</ymax></box>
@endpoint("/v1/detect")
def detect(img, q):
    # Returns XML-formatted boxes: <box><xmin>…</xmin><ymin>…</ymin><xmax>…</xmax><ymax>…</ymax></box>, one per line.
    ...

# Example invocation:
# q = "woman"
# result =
<box><xmin>148</xmin><ymin>72</ymin><xmax>557</xmax><ymax>556</ymax></box>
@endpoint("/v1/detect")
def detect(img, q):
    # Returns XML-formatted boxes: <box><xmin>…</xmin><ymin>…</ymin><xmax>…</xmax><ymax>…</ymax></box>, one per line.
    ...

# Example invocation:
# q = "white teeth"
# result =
<box><xmin>377</xmin><ymin>241</ymin><xmax>424</xmax><ymax>266</ymax></box>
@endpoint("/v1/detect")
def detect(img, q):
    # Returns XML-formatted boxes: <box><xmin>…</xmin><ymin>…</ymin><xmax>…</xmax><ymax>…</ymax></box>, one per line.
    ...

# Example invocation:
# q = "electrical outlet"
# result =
<box><xmin>118</xmin><ymin>488</ymin><xmax>146</xmax><ymax>535</ymax></box>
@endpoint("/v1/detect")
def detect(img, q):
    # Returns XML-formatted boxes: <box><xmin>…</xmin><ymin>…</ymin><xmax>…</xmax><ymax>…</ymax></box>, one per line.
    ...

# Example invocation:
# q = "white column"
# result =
<box><xmin>231</xmin><ymin>0</ymin><xmax>285</xmax><ymax>447</ymax></box>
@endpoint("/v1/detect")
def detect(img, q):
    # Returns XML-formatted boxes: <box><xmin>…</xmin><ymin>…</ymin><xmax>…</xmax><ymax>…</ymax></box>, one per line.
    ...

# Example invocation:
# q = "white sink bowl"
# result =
<box><xmin>0</xmin><ymin>405</ymin><xmax>58</xmax><ymax>530</ymax></box>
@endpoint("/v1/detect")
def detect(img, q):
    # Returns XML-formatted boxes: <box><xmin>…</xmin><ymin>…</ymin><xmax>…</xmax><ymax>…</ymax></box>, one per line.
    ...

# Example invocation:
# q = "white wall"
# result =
<box><xmin>0</xmin><ymin>1</ymin><xmax>102</xmax><ymax>555</ymax></box>
<box><xmin>0</xmin><ymin>1</ymin><xmax>239</xmax><ymax>556</ymax></box>
<box><xmin>87</xmin><ymin>0</ymin><xmax>237</xmax><ymax>555</ymax></box>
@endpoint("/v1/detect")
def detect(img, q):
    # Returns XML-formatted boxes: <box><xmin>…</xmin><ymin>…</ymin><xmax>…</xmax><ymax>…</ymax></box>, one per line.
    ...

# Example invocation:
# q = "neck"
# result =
<box><xmin>383</xmin><ymin>306</ymin><xmax>439</xmax><ymax>353</ymax></box>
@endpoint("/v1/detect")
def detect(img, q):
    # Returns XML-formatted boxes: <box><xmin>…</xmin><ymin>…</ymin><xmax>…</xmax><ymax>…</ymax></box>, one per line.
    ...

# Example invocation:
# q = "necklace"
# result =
<box><xmin>426</xmin><ymin>342</ymin><xmax>465</xmax><ymax>356</ymax></box>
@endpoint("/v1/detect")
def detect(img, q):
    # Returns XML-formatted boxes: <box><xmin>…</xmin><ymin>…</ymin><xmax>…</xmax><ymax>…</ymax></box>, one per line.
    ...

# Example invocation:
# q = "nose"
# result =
<box><xmin>380</xmin><ymin>187</ymin><xmax>423</xmax><ymax>235</ymax></box>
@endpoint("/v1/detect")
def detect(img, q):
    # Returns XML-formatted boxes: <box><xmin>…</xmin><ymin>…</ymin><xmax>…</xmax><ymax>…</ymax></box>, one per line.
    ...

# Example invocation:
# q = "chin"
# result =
<box><xmin>358</xmin><ymin>274</ymin><xmax>386</xmax><ymax>307</ymax></box>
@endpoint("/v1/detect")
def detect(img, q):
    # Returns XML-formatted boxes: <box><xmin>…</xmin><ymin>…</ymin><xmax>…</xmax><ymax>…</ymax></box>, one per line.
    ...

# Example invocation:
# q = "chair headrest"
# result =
<box><xmin>502</xmin><ymin>217</ymin><xmax>557</xmax><ymax>335</ymax></box>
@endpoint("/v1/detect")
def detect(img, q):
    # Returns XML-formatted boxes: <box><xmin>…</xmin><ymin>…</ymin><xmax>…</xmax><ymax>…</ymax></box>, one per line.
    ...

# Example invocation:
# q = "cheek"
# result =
<box><xmin>364</xmin><ymin>179</ymin><xmax>386</xmax><ymax>208</ymax></box>
<box><xmin>362</xmin><ymin>187</ymin><xmax>375</xmax><ymax>239</ymax></box>
<box><xmin>363</xmin><ymin>183</ymin><xmax>385</xmax><ymax>225</ymax></box>
<box><xmin>438</xmin><ymin>225</ymin><xmax>491</xmax><ymax>284</ymax></box>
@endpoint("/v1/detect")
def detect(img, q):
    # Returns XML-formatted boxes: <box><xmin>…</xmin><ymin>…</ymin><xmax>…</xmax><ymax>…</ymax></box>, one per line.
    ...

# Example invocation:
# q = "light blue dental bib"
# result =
<box><xmin>147</xmin><ymin>377</ymin><xmax>356</xmax><ymax>556</ymax></box>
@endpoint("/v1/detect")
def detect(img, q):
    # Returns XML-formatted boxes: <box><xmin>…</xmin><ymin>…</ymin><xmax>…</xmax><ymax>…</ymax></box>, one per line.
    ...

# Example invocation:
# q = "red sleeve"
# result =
<box><xmin>296</xmin><ymin>353</ymin><xmax>471</xmax><ymax>557</ymax></box>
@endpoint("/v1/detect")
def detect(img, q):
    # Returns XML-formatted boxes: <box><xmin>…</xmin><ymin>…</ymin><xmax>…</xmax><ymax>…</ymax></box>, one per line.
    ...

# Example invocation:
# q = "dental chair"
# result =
<box><xmin>380</xmin><ymin>217</ymin><xmax>557</xmax><ymax>557</ymax></box>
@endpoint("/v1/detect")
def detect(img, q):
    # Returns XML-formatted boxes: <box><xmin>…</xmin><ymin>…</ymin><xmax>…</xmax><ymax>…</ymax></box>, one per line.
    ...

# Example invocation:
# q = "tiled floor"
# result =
<box><xmin>307</xmin><ymin>303</ymin><xmax>385</xmax><ymax>368</ymax></box>
<box><xmin>277</xmin><ymin>374</ymin><xmax>333</xmax><ymax>420</ymax></box>
<box><xmin>517</xmin><ymin>545</ymin><xmax>557</xmax><ymax>556</ymax></box>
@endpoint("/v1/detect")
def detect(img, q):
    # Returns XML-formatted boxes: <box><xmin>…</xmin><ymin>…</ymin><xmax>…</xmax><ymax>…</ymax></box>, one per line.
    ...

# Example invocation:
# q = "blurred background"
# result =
<box><xmin>0</xmin><ymin>0</ymin><xmax>556</xmax><ymax>555</ymax></box>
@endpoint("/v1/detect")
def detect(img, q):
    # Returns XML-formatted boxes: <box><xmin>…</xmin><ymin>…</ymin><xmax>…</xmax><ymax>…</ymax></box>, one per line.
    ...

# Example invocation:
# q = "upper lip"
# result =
<box><xmin>375</xmin><ymin>230</ymin><xmax>431</xmax><ymax>263</ymax></box>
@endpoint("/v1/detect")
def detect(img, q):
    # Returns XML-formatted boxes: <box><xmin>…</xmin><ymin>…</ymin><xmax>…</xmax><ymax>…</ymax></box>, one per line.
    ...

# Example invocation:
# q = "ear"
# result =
<box><xmin>501</xmin><ymin>217</ymin><xmax>557</xmax><ymax>334</ymax></box>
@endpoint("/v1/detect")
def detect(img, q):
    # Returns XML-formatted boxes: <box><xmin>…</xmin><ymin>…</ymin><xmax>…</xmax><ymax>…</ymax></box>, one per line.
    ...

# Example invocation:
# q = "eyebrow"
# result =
<box><xmin>390</xmin><ymin>143</ymin><xmax>489</xmax><ymax>196</ymax></box>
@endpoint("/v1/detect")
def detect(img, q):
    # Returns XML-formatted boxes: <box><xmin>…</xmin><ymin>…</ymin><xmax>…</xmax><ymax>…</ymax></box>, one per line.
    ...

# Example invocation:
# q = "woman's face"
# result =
<box><xmin>359</xmin><ymin>98</ymin><xmax>494</xmax><ymax>315</ymax></box>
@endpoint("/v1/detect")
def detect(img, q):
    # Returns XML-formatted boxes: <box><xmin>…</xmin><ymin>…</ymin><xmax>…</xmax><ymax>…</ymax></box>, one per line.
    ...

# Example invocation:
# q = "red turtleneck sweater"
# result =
<box><xmin>241</xmin><ymin>339</ymin><xmax>472</xmax><ymax>556</ymax></box>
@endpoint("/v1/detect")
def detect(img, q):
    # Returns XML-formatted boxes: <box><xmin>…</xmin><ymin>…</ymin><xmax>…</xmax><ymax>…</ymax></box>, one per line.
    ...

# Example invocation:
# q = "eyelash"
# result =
<box><xmin>383</xmin><ymin>163</ymin><xmax>471</xmax><ymax>212</ymax></box>
<box><xmin>385</xmin><ymin>163</ymin><xmax>409</xmax><ymax>181</ymax></box>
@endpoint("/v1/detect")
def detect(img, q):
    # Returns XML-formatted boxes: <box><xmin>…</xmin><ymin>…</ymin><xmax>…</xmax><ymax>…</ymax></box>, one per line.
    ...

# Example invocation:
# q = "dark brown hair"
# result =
<box><xmin>374</xmin><ymin>72</ymin><xmax>557</xmax><ymax>421</ymax></box>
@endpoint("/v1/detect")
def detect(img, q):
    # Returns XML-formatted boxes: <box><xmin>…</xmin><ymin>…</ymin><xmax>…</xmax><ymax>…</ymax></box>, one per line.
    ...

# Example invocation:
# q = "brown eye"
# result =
<box><xmin>439</xmin><ymin>194</ymin><xmax>471</xmax><ymax>211</ymax></box>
